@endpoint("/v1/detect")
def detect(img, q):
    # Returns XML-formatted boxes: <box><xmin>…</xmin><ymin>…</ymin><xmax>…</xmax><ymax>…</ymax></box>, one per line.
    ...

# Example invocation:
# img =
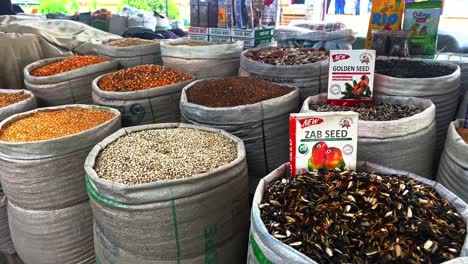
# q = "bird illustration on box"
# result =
<box><xmin>325</xmin><ymin>147</ymin><xmax>346</xmax><ymax>170</ymax></box>
<box><xmin>307</xmin><ymin>141</ymin><xmax>346</xmax><ymax>171</ymax></box>
<box><xmin>308</xmin><ymin>141</ymin><xmax>328</xmax><ymax>171</ymax></box>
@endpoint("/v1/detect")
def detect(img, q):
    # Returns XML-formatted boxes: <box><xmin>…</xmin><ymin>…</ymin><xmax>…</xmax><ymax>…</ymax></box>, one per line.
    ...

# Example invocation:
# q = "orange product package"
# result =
<box><xmin>365</xmin><ymin>0</ymin><xmax>405</xmax><ymax>49</ymax></box>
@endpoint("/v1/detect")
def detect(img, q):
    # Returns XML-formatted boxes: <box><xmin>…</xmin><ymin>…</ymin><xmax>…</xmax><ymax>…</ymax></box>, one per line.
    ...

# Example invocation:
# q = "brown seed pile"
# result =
<box><xmin>104</xmin><ymin>38</ymin><xmax>160</xmax><ymax>47</ymax></box>
<box><xmin>261</xmin><ymin>171</ymin><xmax>466</xmax><ymax>264</ymax></box>
<box><xmin>0</xmin><ymin>108</ymin><xmax>115</xmax><ymax>142</ymax></box>
<box><xmin>456</xmin><ymin>128</ymin><xmax>468</xmax><ymax>144</ymax></box>
<box><xmin>0</xmin><ymin>93</ymin><xmax>31</xmax><ymax>108</ymax></box>
<box><xmin>186</xmin><ymin>77</ymin><xmax>294</xmax><ymax>108</ymax></box>
<box><xmin>309</xmin><ymin>103</ymin><xmax>422</xmax><ymax>121</ymax></box>
<box><xmin>94</xmin><ymin>128</ymin><xmax>237</xmax><ymax>184</ymax></box>
<box><xmin>98</xmin><ymin>65</ymin><xmax>192</xmax><ymax>92</ymax></box>
<box><xmin>31</xmin><ymin>56</ymin><xmax>108</xmax><ymax>77</ymax></box>
<box><xmin>246</xmin><ymin>47</ymin><xmax>329</xmax><ymax>66</ymax></box>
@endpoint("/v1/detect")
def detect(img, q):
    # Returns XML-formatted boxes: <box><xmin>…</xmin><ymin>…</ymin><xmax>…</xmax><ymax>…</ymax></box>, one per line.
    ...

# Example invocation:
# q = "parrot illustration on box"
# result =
<box><xmin>308</xmin><ymin>141</ymin><xmax>328</xmax><ymax>171</ymax></box>
<box><xmin>324</xmin><ymin>147</ymin><xmax>346</xmax><ymax>170</ymax></box>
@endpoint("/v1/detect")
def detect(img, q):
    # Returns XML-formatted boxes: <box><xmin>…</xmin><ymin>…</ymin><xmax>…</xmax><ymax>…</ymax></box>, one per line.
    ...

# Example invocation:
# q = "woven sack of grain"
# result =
<box><xmin>96</xmin><ymin>41</ymin><xmax>162</xmax><ymax>69</ymax></box>
<box><xmin>301</xmin><ymin>94</ymin><xmax>436</xmax><ymax>177</ymax></box>
<box><xmin>8</xmin><ymin>201</ymin><xmax>94</xmax><ymax>264</ymax></box>
<box><xmin>0</xmin><ymin>89</ymin><xmax>36</xmax><ymax>122</ymax></box>
<box><xmin>248</xmin><ymin>162</ymin><xmax>468</xmax><ymax>264</ymax></box>
<box><xmin>23</xmin><ymin>57</ymin><xmax>118</xmax><ymax>106</ymax></box>
<box><xmin>239</xmin><ymin>48</ymin><xmax>328</xmax><ymax>104</ymax></box>
<box><xmin>161</xmin><ymin>38</ymin><xmax>243</xmax><ymax>79</ymax></box>
<box><xmin>92</xmin><ymin>74</ymin><xmax>193</xmax><ymax>127</ymax></box>
<box><xmin>437</xmin><ymin>120</ymin><xmax>468</xmax><ymax>203</ymax></box>
<box><xmin>180</xmin><ymin>80</ymin><xmax>300</xmax><ymax>194</ymax></box>
<box><xmin>108</xmin><ymin>14</ymin><xmax>128</xmax><ymax>36</ymax></box>
<box><xmin>374</xmin><ymin>61</ymin><xmax>460</xmax><ymax>163</ymax></box>
<box><xmin>85</xmin><ymin>123</ymin><xmax>249</xmax><ymax>264</ymax></box>
<box><xmin>459</xmin><ymin>92</ymin><xmax>468</xmax><ymax>120</ymax></box>
<box><xmin>0</xmin><ymin>187</ymin><xmax>15</xmax><ymax>255</ymax></box>
<box><xmin>127</xmin><ymin>12</ymin><xmax>156</xmax><ymax>30</ymax></box>
<box><xmin>0</xmin><ymin>105</ymin><xmax>121</xmax><ymax>210</ymax></box>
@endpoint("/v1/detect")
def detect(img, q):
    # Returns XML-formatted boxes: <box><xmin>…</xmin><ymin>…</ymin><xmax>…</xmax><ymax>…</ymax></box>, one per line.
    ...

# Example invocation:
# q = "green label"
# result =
<box><xmin>204</xmin><ymin>224</ymin><xmax>219</xmax><ymax>264</ymax></box>
<box><xmin>298</xmin><ymin>144</ymin><xmax>309</xmax><ymax>155</ymax></box>
<box><xmin>249</xmin><ymin>234</ymin><xmax>273</xmax><ymax>264</ymax></box>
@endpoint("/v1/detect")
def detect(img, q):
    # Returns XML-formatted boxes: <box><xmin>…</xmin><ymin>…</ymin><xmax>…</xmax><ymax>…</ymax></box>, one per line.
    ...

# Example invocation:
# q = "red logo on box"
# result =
<box><xmin>332</xmin><ymin>54</ymin><xmax>350</xmax><ymax>62</ymax></box>
<box><xmin>299</xmin><ymin>118</ymin><xmax>324</xmax><ymax>128</ymax></box>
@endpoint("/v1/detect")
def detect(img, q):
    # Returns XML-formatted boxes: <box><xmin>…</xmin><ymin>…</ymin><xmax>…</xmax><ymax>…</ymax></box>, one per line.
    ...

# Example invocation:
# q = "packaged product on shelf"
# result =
<box><xmin>403</xmin><ymin>1</ymin><xmax>442</xmax><ymax>55</ymax></box>
<box><xmin>245</xmin><ymin>0</ymin><xmax>254</xmax><ymax>29</ymax></box>
<box><xmin>218</xmin><ymin>0</ymin><xmax>227</xmax><ymax>28</ymax></box>
<box><xmin>252</xmin><ymin>0</ymin><xmax>264</xmax><ymax>28</ymax></box>
<box><xmin>262</xmin><ymin>0</ymin><xmax>276</xmax><ymax>27</ymax></box>
<box><xmin>226</xmin><ymin>0</ymin><xmax>235</xmax><ymax>28</ymax></box>
<box><xmin>199</xmin><ymin>0</ymin><xmax>209</xmax><ymax>27</ymax></box>
<box><xmin>290</xmin><ymin>112</ymin><xmax>358</xmax><ymax>176</ymax></box>
<box><xmin>365</xmin><ymin>0</ymin><xmax>405</xmax><ymax>49</ymax></box>
<box><xmin>234</xmin><ymin>0</ymin><xmax>246</xmax><ymax>29</ymax></box>
<box><xmin>327</xmin><ymin>50</ymin><xmax>376</xmax><ymax>106</ymax></box>
<box><xmin>208</xmin><ymin>0</ymin><xmax>218</xmax><ymax>27</ymax></box>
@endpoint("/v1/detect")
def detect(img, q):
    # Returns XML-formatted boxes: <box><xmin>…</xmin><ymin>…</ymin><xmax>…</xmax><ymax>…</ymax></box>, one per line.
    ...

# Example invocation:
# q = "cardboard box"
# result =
<box><xmin>189</xmin><ymin>27</ymin><xmax>209</xmax><ymax>35</ymax></box>
<box><xmin>209</xmin><ymin>35</ymin><xmax>232</xmax><ymax>44</ymax></box>
<box><xmin>189</xmin><ymin>35</ymin><xmax>210</xmax><ymax>41</ymax></box>
<box><xmin>232</xmin><ymin>36</ymin><xmax>272</xmax><ymax>48</ymax></box>
<box><xmin>209</xmin><ymin>27</ymin><xmax>231</xmax><ymax>36</ymax></box>
<box><xmin>231</xmin><ymin>27</ymin><xmax>274</xmax><ymax>39</ymax></box>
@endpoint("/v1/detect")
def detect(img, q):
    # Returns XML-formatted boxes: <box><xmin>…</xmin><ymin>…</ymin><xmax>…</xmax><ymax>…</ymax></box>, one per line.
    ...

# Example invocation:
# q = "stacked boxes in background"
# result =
<box><xmin>188</xmin><ymin>27</ymin><xmax>275</xmax><ymax>48</ymax></box>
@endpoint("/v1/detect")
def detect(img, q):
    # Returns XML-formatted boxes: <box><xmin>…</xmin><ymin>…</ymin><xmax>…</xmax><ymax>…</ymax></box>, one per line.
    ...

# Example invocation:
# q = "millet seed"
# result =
<box><xmin>94</xmin><ymin>128</ymin><xmax>237</xmax><ymax>184</ymax></box>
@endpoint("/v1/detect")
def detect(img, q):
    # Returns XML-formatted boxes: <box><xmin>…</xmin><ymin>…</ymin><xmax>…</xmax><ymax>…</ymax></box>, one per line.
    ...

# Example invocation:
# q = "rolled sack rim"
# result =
<box><xmin>96</xmin><ymin>41</ymin><xmax>162</xmax><ymax>57</ymax></box>
<box><xmin>92</xmin><ymin>73</ymin><xmax>196</xmax><ymax>100</ymax></box>
<box><xmin>301</xmin><ymin>93</ymin><xmax>436</xmax><ymax>138</ymax></box>
<box><xmin>240</xmin><ymin>48</ymin><xmax>329</xmax><ymax>76</ymax></box>
<box><xmin>84</xmin><ymin>122</ymin><xmax>247</xmax><ymax>204</ymax></box>
<box><xmin>250</xmin><ymin>162</ymin><xmax>468</xmax><ymax>263</ymax></box>
<box><xmin>24</xmin><ymin>57</ymin><xmax>119</xmax><ymax>85</ymax></box>
<box><xmin>374</xmin><ymin>61</ymin><xmax>461</xmax><ymax>95</ymax></box>
<box><xmin>445</xmin><ymin>120</ymin><xmax>468</xmax><ymax>155</ymax></box>
<box><xmin>0</xmin><ymin>89</ymin><xmax>36</xmax><ymax>113</ymax></box>
<box><xmin>160</xmin><ymin>38</ymin><xmax>244</xmax><ymax>59</ymax></box>
<box><xmin>179</xmin><ymin>78</ymin><xmax>300</xmax><ymax>121</ymax></box>
<box><xmin>0</xmin><ymin>104</ymin><xmax>122</xmax><ymax>157</ymax></box>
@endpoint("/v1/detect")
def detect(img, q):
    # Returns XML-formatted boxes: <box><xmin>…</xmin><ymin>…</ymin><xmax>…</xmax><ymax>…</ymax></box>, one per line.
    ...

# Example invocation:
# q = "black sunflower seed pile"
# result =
<box><xmin>260</xmin><ymin>171</ymin><xmax>466</xmax><ymax>264</ymax></box>
<box><xmin>309</xmin><ymin>103</ymin><xmax>422</xmax><ymax>121</ymax></box>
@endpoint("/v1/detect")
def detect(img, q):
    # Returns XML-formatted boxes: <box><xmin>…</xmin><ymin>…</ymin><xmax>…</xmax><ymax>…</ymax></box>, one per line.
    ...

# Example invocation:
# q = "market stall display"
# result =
<box><xmin>85</xmin><ymin>123</ymin><xmax>249</xmax><ymax>264</ymax></box>
<box><xmin>96</xmin><ymin>38</ymin><xmax>162</xmax><ymax>69</ymax></box>
<box><xmin>239</xmin><ymin>47</ymin><xmax>329</xmax><ymax>104</ymax></box>
<box><xmin>180</xmin><ymin>77</ymin><xmax>299</xmax><ymax>194</ymax></box>
<box><xmin>374</xmin><ymin>59</ymin><xmax>461</xmax><ymax>166</ymax></box>
<box><xmin>0</xmin><ymin>89</ymin><xmax>36</xmax><ymax>122</ymax></box>
<box><xmin>92</xmin><ymin>65</ymin><xmax>193</xmax><ymax>127</ymax></box>
<box><xmin>0</xmin><ymin>105</ymin><xmax>121</xmax><ymax>264</ymax></box>
<box><xmin>24</xmin><ymin>56</ymin><xmax>118</xmax><ymax>106</ymax></box>
<box><xmin>438</xmin><ymin>120</ymin><xmax>468</xmax><ymax>204</ymax></box>
<box><xmin>248</xmin><ymin>162</ymin><xmax>468</xmax><ymax>264</ymax></box>
<box><xmin>161</xmin><ymin>38</ymin><xmax>244</xmax><ymax>79</ymax></box>
<box><xmin>302</xmin><ymin>94</ymin><xmax>436</xmax><ymax>177</ymax></box>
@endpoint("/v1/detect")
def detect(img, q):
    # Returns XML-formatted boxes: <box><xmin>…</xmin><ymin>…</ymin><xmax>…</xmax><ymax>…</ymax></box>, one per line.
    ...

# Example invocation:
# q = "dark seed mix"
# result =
<box><xmin>246</xmin><ymin>47</ymin><xmax>329</xmax><ymax>66</ymax></box>
<box><xmin>260</xmin><ymin>171</ymin><xmax>466</xmax><ymax>264</ymax></box>
<box><xmin>186</xmin><ymin>77</ymin><xmax>294</xmax><ymax>108</ymax></box>
<box><xmin>376</xmin><ymin>60</ymin><xmax>455</xmax><ymax>78</ymax></box>
<box><xmin>309</xmin><ymin>103</ymin><xmax>422</xmax><ymax>121</ymax></box>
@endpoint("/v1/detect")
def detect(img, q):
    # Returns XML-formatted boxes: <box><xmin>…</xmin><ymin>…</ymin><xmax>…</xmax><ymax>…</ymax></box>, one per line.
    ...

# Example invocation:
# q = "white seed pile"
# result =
<box><xmin>95</xmin><ymin>128</ymin><xmax>238</xmax><ymax>184</ymax></box>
